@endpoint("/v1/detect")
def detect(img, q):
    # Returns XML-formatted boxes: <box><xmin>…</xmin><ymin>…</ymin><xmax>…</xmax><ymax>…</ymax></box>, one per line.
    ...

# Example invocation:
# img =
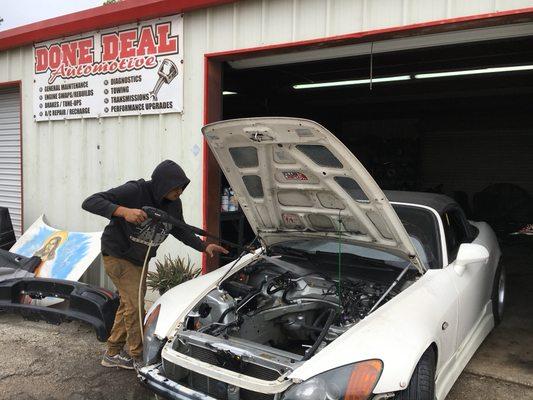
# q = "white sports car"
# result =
<box><xmin>138</xmin><ymin>118</ymin><xmax>505</xmax><ymax>400</ymax></box>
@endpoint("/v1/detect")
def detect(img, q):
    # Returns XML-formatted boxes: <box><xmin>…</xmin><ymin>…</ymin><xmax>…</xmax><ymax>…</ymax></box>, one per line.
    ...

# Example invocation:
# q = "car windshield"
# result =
<box><xmin>392</xmin><ymin>204</ymin><xmax>441</xmax><ymax>268</ymax></box>
<box><xmin>273</xmin><ymin>204</ymin><xmax>441</xmax><ymax>269</ymax></box>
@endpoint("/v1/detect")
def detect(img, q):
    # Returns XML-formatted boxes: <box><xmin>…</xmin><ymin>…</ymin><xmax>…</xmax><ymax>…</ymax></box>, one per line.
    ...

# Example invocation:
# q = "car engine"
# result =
<box><xmin>160</xmin><ymin>256</ymin><xmax>410</xmax><ymax>400</ymax></box>
<box><xmin>183</xmin><ymin>257</ymin><xmax>399</xmax><ymax>357</ymax></box>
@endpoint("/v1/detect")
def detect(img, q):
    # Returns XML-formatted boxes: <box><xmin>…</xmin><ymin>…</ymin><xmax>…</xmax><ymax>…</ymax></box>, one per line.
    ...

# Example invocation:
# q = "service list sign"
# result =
<box><xmin>33</xmin><ymin>15</ymin><xmax>183</xmax><ymax>121</ymax></box>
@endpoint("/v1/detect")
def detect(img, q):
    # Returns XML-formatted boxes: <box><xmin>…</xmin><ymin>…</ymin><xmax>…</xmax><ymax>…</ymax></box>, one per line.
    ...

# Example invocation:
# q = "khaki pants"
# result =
<box><xmin>103</xmin><ymin>255</ymin><xmax>147</xmax><ymax>358</ymax></box>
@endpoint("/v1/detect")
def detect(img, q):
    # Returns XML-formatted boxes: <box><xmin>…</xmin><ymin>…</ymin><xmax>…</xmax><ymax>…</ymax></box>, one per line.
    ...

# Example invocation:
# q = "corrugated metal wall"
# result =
<box><xmin>1</xmin><ymin>0</ymin><xmax>533</xmax><ymax>291</ymax></box>
<box><xmin>0</xmin><ymin>45</ymin><xmax>207</xmax><ymax>291</ymax></box>
<box><xmin>0</xmin><ymin>86</ymin><xmax>22</xmax><ymax>237</ymax></box>
<box><xmin>201</xmin><ymin>0</ymin><xmax>533</xmax><ymax>52</ymax></box>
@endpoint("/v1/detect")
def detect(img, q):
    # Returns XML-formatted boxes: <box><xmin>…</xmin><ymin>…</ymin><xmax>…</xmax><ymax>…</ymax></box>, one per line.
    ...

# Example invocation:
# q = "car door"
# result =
<box><xmin>444</xmin><ymin>207</ymin><xmax>488</xmax><ymax>347</ymax></box>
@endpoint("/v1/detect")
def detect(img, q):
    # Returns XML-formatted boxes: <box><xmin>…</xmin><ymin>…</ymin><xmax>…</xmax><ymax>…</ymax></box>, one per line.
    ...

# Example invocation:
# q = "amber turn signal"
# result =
<box><xmin>344</xmin><ymin>359</ymin><xmax>383</xmax><ymax>400</ymax></box>
<box><xmin>144</xmin><ymin>304</ymin><xmax>161</xmax><ymax>330</ymax></box>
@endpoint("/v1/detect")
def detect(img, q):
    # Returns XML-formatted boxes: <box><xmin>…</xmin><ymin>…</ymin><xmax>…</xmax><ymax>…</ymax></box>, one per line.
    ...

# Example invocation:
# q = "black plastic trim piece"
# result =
<box><xmin>0</xmin><ymin>277</ymin><xmax>119</xmax><ymax>341</ymax></box>
<box><xmin>138</xmin><ymin>365</ymin><xmax>217</xmax><ymax>400</ymax></box>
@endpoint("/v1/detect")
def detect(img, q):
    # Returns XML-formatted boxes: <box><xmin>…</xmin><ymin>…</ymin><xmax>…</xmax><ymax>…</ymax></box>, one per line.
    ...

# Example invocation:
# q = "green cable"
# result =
<box><xmin>337</xmin><ymin>211</ymin><xmax>342</xmax><ymax>308</ymax></box>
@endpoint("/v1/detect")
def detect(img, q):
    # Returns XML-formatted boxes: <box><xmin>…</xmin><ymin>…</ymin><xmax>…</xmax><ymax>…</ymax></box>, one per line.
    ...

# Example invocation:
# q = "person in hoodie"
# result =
<box><xmin>82</xmin><ymin>160</ymin><xmax>227</xmax><ymax>370</ymax></box>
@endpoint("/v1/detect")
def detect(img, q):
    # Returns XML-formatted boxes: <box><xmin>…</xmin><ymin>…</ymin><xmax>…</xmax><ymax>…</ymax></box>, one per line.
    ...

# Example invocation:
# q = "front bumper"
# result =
<box><xmin>0</xmin><ymin>277</ymin><xmax>119</xmax><ymax>341</ymax></box>
<box><xmin>138</xmin><ymin>364</ymin><xmax>218</xmax><ymax>400</ymax></box>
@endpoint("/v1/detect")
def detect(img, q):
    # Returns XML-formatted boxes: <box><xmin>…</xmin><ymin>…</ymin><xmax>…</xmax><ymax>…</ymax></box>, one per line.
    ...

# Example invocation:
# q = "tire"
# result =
<box><xmin>491</xmin><ymin>263</ymin><xmax>506</xmax><ymax>326</ymax></box>
<box><xmin>395</xmin><ymin>347</ymin><xmax>436</xmax><ymax>400</ymax></box>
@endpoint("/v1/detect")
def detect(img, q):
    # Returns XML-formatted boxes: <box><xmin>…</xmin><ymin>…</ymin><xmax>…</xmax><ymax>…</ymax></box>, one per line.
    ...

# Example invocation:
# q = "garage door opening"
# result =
<box><xmin>0</xmin><ymin>85</ymin><xmax>22</xmax><ymax>238</ymax></box>
<box><xmin>214</xmin><ymin>33</ymin><xmax>533</xmax><ymax>388</ymax></box>
<box><xmin>219</xmin><ymin>35</ymin><xmax>533</xmax><ymax>245</ymax></box>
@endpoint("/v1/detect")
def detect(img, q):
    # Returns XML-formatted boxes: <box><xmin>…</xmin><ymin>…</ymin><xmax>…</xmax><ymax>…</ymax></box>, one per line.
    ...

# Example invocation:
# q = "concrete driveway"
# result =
<box><xmin>0</xmin><ymin>243</ymin><xmax>531</xmax><ymax>399</ymax></box>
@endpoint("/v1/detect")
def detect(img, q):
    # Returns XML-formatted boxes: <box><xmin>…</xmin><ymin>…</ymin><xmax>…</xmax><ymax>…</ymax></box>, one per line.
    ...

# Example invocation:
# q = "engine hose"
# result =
<box><xmin>139</xmin><ymin>242</ymin><xmax>153</xmax><ymax>341</ymax></box>
<box><xmin>212</xmin><ymin>316</ymin><xmax>242</xmax><ymax>336</ymax></box>
<box><xmin>215</xmin><ymin>287</ymin><xmax>261</xmax><ymax>326</ymax></box>
<box><xmin>302</xmin><ymin>309</ymin><xmax>337</xmax><ymax>361</ymax></box>
<box><xmin>282</xmin><ymin>286</ymin><xmax>292</xmax><ymax>304</ymax></box>
<box><xmin>278</xmin><ymin>280</ymin><xmax>296</xmax><ymax>304</ymax></box>
<box><xmin>217</xmin><ymin>306</ymin><xmax>236</xmax><ymax>324</ymax></box>
<box><xmin>300</xmin><ymin>324</ymin><xmax>325</xmax><ymax>332</ymax></box>
<box><xmin>286</xmin><ymin>297</ymin><xmax>342</xmax><ymax>309</ymax></box>
<box><xmin>310</xmin><ymin>309</ymin><xmax>331</xmax><ymax>341</ymax></box>
<box><xmin>235</xmin><ymin>288</ymin><xmax>263</xmax><ymax>313</ymax></box>
<box><xmin>267</xmin><ymin>283</ymin><xmax>285</xmax><ymax>295</ymax></box>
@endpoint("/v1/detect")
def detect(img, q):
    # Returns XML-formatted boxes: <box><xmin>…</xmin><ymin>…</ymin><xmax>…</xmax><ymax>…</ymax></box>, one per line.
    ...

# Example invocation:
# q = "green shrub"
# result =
<box><xmin>146</xmin><ymin>254</ymin><xmax>200</xmax><ymax>295</ymax></box>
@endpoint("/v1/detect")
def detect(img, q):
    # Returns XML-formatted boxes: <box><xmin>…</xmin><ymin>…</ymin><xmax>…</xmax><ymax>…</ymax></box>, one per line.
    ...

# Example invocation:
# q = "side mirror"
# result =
<box><xmin>454</xmin><ymin>243</ymin><xmax>489</xmax><ymax>276</ymax></box>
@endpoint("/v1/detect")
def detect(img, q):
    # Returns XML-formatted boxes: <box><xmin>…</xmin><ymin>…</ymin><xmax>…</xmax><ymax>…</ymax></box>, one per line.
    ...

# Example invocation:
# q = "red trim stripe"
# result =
<box><xmin>202</xmin><ymin>56</ymin><xmax>209</xmax><ymax>274</ymax></box>
<box><xmin>0</xmin><ymin>0</ymin><xmax>236</xmax><ymax>52</ymax></box>
<box><xmin>205</xmin><ymin>6</ymin><xmax>533</xmax><ymax>60</ymax></box>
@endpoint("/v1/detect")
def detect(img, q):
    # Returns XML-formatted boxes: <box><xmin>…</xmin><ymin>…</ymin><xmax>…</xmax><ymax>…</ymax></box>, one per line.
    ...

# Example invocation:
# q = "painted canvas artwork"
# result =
<box><xmin>10</xmin><ymin>216</ymin><xmax>102</xmax><ymax>282</ymax></box>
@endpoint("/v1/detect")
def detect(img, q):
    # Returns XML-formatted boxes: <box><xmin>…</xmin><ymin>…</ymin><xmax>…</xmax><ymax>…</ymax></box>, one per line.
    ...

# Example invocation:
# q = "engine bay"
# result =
<box><xmin>183</xmin><ymin>255</ymin><xmax>409</xmax><ymax>358</ymax></box>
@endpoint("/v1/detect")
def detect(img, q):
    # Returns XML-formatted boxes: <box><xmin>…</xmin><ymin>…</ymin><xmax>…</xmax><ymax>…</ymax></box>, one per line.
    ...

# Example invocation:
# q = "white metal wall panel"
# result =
<box><xmin>405</xmin><ymin>0</ymin><xmax>448</xmax><ymax>25</ymax></box>
<box><xmin>203</xmin><ymin>0</ymin><xmax>533</xmax><ymax>53</ymax></box>
<box><xmin>364</xmin><ymin>0</ymin><xmax>404</xmax><ymax>30</ymax></box>
<box><xmin>450</xmin><ymin>0</ymin><xmax>494</xmax><ymax>16</ymax></box>
<box><xmin>0</xmin><ymin>45</ymin><xmax>208</xmax><ymax>293</ymax></box>
<box><xmin>1</xmin><ymin>0</ymin><xmax>533</xmax><ymax>291</ymax></box>
<box><xmin>263</xmin><ymin>0</ymin><xmax>295</xmax><ymax>44</ymax></box>
<box><xmin>294</xmin><ymin>0</ymin><xmax>329</xmax><ymax>40</ymax></box>
<box><xmin>328</xmin><ymin>0</ymin><xmax>365</xmax><ymax>36</ymax></box>
<box><xmin>0</xmin><ymin>87</ymin><xmax>22</xmax><ymax>237</ymax></box>
<box><xmin>234</xmin><ymin>1</ymin><xmax>263</xmax><ymax>48</ymax></box>
<box><xmin>209</xmin><ymin>4</ymin><xmax>235</xmax><ymax>51</ymax></box>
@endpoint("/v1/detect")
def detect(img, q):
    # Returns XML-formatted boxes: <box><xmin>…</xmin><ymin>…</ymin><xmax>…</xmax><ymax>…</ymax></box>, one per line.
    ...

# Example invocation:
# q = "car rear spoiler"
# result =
<box><xmin>0</xmin><ymin>277</ymin><xmax>119</xmax><ymax>341</ymax></box>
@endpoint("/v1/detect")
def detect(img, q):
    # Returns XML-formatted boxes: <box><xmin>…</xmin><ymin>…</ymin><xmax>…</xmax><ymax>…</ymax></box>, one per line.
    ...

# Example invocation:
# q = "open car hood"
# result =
<box><xmin>202</xmin><ymin>117</ymin><xmax>426</xmax><ymax>273</ymax></box>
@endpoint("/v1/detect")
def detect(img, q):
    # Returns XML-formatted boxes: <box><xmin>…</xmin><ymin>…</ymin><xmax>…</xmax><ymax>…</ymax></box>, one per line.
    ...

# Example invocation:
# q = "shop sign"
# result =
<box><xmin>33</xmin><ymin>15</ymin><xmax>183</xmax><ymax>120</ymax></box>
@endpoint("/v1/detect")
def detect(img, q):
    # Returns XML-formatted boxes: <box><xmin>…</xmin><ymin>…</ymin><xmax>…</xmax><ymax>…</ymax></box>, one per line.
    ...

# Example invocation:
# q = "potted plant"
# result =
<box><xmin>146</xmin><ymin>254</ymin><xmax>200</xmax><ymax>295</ymax></box>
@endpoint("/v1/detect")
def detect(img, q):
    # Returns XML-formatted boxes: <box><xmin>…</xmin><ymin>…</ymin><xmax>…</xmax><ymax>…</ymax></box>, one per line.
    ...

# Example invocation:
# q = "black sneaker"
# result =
<box><xmin>101</xmin><ymin>351</ymin><xmax>134</xmax><ymax>370</ymax></box>
<box><xmin>133</xmin><ymin>357</ymin><xmax>144</xmax><ymax>371</ymax></box>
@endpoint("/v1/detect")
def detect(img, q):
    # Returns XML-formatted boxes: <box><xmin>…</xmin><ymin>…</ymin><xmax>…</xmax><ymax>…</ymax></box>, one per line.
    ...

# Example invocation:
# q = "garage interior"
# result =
<box><xmin>218</xmin><ymin>33</ymin><xmax>533</xmax><ymax>388</ymax></box>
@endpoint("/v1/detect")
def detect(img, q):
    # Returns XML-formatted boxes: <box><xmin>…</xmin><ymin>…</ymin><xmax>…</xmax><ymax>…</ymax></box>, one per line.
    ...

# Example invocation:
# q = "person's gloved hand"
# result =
<box><xmin>205</xmin><ymin>244</ymin><xmax>229</xmax><ymax>258</ymax></box>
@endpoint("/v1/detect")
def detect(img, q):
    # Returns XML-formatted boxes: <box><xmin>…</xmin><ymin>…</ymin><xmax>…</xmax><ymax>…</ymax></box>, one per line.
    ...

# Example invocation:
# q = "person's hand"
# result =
<box><xmin>115</xmin><ymin>206</ymin><xmax>147</xmax><ymax>225</ymax></box>
<box><xmin>205</xmin><ymin>244</ymin><xmax>229</xmax><ymax>258</ymax></box>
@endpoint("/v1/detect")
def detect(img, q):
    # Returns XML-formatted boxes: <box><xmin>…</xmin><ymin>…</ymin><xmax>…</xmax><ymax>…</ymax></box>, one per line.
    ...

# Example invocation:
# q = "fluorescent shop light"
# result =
<box><xmin>223</xmin><ymin>91</ymin><xmax>237</xmax><ymax>95</ymax></box>
<box><xmin>415</xmin><ymin>64</ymin><xmax>533</xmax><ymax>79</ymax></box>
<box><xmin>293</xmin><ymin>75</ymin><xmax>411</xmax><ymax>89</ymax></box>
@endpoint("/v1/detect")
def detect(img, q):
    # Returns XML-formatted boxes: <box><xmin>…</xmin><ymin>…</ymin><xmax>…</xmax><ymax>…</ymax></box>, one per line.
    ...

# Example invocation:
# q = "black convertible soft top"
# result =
<box><xmin>384</xmin><ymin>191</ymin><xmax>457</xmax><ymax>214</ymax></box>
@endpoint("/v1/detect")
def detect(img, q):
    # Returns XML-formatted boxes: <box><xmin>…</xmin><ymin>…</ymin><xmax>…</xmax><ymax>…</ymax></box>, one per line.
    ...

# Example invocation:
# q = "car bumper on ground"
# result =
<box><xmin>0</xmin><ymin>277</ymin><xmax>119</xmax><ymax>341</ymax></box>
<box><xmin>138</xmin><ymin>364</ymin><xmax>218</xmax><ymax>400</ymax></box>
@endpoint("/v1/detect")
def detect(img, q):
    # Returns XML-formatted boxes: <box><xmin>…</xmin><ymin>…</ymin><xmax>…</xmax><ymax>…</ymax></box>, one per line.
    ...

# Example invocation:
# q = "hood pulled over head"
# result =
<box><xmin>151</xmin><ymin>160</ymin><xmax>190</xmax><ymax>203</ymax></box>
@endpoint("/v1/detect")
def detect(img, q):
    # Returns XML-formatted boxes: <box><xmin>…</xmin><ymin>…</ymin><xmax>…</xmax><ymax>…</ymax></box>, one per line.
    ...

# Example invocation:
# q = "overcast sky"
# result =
<box><xmin>1</xmin><ymin>0</ymin><xmax>103</xmax><ymax>31</ymax></box>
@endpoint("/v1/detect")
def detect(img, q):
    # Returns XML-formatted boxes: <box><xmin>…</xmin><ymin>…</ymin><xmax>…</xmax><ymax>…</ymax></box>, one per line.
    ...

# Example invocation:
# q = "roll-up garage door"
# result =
<box><xmin>0</xmin><ymin>87</ymin><xmax>22</xmax><ymax>237</ymax></box>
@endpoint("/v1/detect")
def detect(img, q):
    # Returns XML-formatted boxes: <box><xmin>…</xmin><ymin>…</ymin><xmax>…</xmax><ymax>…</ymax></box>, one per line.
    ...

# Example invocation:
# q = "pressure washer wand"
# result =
<box><xmin>142</xmin><ymin>206</ymin><xmax>248</xmax><ymax>252</ymax></box>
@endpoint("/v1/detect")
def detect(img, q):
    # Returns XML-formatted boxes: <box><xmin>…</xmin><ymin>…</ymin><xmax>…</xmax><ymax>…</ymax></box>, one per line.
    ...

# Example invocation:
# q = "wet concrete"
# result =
<box><xmin>0</xmin><ymin>313</ymin><xmax>154</xmax><ymax>400</ymax></box>
<box><xmin>447</xmin><ymin>241</ymin><xmax>533</xmax><ymax>399</ymax></box>
<box><xmin>0</xmin><ymin>242</ymin><xmax>531</xmax><ymax>399</ymax></box>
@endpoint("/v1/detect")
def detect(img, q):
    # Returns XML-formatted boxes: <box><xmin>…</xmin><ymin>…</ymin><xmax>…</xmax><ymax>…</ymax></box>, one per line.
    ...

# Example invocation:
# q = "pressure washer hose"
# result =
<box><xmin>139</xmin><ymin>242</ymin><xmax>153</xmax><ymax>341</ymax></box>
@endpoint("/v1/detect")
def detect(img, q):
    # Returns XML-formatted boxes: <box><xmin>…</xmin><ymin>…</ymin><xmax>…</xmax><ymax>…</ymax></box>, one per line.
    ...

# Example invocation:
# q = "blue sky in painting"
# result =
<box><xmin>52</xmin><ymin>233</ymin><xmax>91</xmax><ymax>279</ymax></box>
<box><xmin>16</xmin><ymin>226</ymin><xmax>51</xmax><ymax>256</ymax></box>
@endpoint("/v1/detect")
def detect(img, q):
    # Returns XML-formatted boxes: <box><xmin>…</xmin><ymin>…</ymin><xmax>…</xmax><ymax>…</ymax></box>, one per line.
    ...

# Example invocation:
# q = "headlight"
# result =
<box><xmin>143</xmin><ymin>304</ymin><xmax>164</xmax><ymax>365</ymax></box>
<box><xmin>282</xmin><ymin>359</ymin><xmax>383</xmax><ymax>400</ymax></box>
